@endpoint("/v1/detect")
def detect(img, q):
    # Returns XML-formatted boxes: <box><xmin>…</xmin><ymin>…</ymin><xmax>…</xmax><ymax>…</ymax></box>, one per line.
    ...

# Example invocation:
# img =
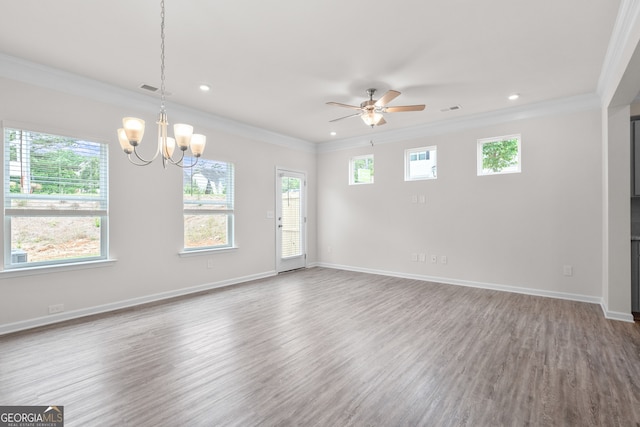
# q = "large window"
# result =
<box><xmin>3</xmin><ymin>127</ymin><xmax>108</xmax><ymax>268</ymax></box>
<box><xmin>349</xmin><ymin>154</ymin><xmax>374</xmax><ymax>185</ymax></box>
<box><xmin>183</xmin><ymin>158</ymin><xmax>234</xmax><ymax>250</ymax></box>
<box><xmin>477</xmin><ymin>134</ymin><xmax>521</xmax><ymax>176</ymax></box>
<box><xmin>405</xmin><ymin>146</ymin><xmax>437</xmax><ymax>180</ymax></box>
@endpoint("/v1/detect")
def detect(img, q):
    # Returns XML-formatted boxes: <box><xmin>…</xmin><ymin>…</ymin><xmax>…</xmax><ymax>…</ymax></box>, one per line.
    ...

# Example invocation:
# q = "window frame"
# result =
<box><xmin>404</xmin><ymin>145</ymin><xmax>437</xmax><ymax>181</ymax></box>
<box><xmin>349</xmin><ymin>154</ymin><xmax>374</xmax><ymax>185</ymax></box>
<box><xmin>3</xmin><ymin>125</ymin><xmax>109</xmax><ymax>270</ymax></box>
<box><xmin>182</xmin><ymin>157</ymin><xmax>235</xmax><ymax>252</ymax></box>
<box><xmin>477</xmin><ymin>134</ymin><xmax>522</xmax><ymax>176</ymax></box>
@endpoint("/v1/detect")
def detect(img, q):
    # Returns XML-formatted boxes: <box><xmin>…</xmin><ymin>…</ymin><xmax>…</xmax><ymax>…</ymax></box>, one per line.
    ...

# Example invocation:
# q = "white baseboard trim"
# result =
<box><xmin>600</xmin><ymin>301</ymin><xmax>636</xmax><ymax>323</ymax></box>
<box><xmin>0</xmin><ymin>270</ymin><xmax>277</xmax><ymax>336</ymax></box>
<box><xmin>316</xmin><ymin>262</ymin><xmax>619</xmax><ymax>309</ymax></box>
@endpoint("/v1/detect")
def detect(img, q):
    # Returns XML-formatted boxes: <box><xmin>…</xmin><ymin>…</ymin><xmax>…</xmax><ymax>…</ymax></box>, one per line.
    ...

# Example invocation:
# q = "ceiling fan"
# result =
<box><xmin>327</xmin><ymin>88</ymin><xmax>425</xmax><ymax>127</ymax></box>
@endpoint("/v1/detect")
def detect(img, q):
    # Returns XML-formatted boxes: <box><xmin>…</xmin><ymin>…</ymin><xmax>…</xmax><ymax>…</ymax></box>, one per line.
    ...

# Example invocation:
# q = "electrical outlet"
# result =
<box><xmin>411</xmin><ymin>253</ymin><xmax>418</xmax><ymax>262</ymax></box>
<box><xmin>563</xmin><ymin>265</ymin><xmax>573</xmax><ymax>276</ymax></box>
<box><xmin>419</xmin><ymin>253</ymin><xmax>426</xmax><ymax>262</ymax></box>
<box><xmin>441</xmin><ymin>256</ymin><xmax>448</xmax><ymax>265</ymax></box>
<box><xmin>411</xmin><ymin>195</ymin><xmax>418</xmax><ymax>203</ymax></box>
<box><xmin>431</xmin><ymin>255</ymin><xmax>437</xmax><ymax>264</ymax></box>
<box><xmin>48</xmin><ymin>304</ymin><xmax>64</xmax><ymax>314</ymax></box>
<box><xmin>419</xmin><ymin>195</ymin><xmax>426</xmax><ymax>204</ymax></box>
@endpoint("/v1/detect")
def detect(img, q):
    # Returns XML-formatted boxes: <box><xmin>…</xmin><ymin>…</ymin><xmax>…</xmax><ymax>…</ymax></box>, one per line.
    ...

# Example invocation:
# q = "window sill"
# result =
<box><xmin>178</xmin><ymin>246</ymin><xmax>238</xmax><ymax>257</ymax></box>
<box><xmin>0</xmin><ymin>259</ymin><xmax>116</xmax><ymax>279</ymax></box>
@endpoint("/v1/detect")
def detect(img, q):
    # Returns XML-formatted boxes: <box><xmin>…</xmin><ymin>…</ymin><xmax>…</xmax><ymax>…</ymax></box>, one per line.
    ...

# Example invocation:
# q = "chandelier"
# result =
<box><xmin>117</xmin><ymin>0</ymin><xmax>206</xmax><ymax>167</ymax></box>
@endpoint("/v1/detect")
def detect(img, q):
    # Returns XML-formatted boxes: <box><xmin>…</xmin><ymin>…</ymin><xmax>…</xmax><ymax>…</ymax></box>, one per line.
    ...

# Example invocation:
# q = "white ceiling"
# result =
<box><xmin>0</xmin><ymin>0</ymin><xmax>622</xmax><ymax>144</ymax></box>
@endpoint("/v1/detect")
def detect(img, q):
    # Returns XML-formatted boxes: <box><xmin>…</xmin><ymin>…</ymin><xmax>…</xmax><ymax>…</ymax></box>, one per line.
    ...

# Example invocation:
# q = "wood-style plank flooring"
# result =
<box><xmin>1</xmin><ymin>267</ymin><xmax>640</xmax><ymax>426</ymax></box>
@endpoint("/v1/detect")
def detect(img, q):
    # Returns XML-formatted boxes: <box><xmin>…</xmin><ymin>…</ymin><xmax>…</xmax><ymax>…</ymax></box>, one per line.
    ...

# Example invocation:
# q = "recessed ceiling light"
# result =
<box><xmin>508</xmin><ymin>93</ymin><xmax>520</xmax><ymax>100</ymax></box>
<box><xmin>330</xmin><ymin>131</ymin><xmax>337</xmax><ymax>136</ymax></box>
<box><xmin>199</xmin><ymin>84</ymin><xmax>211</xmax><ymax>92</ymax></box>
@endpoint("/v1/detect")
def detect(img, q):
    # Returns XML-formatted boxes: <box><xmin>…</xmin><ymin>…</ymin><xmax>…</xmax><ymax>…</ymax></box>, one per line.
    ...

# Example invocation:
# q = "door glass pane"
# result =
<box><xmin>281</xmin><ymin>176</ymin><xmax>301</xmax><ymax>258</ymax></box>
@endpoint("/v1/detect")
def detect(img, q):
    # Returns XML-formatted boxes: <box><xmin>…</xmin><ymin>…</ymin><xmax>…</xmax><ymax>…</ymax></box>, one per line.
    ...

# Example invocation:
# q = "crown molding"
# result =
<box><xmin>0</xmin><ymin>52</ymin><xmax>604</xmax><ymax>156</ymax></box>
<box><xmin>0</xmin><ymin>52</ymin><xmax>316</xmax><ymax>153</ymax></box>
<box><xmin>597</xmin><ymin>0</ymin><xmax>640</xmax><ymax>105</ymax></box>
<box><xmin>317</xmin><ymin>93</ymin><xmax>601</xmax><ymax>153</ymax></box>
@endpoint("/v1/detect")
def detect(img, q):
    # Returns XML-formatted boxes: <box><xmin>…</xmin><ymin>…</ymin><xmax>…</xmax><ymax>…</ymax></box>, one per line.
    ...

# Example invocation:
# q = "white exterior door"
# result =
<box><xmin>276</xmin><ymin>169</ymin><xmax>306</xmax><ymax>272</ymax></box>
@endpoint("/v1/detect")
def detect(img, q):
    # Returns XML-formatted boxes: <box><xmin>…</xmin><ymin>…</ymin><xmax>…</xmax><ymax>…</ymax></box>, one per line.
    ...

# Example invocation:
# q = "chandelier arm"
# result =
<box><xmin>131</xmin><ymin>145</ymin><xmax>162</xmax><ymax>165</ymax></box>
<box><xmin>173</xmin><ymin>155</ymin><xmax>200</xmax><ymax>169</ymax></box>
<box><xmin>163</xmin><ymin>149</ymin><xmax>188</xmax><ymax>167</ymax></box>
<box><xmin>127</xmin><ymin>152</ymin><xmax>153</xmax><ymax>166</ymax></box>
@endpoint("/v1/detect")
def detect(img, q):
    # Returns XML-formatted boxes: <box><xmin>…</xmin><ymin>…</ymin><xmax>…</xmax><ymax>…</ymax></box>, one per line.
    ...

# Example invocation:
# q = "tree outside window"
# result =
<box><xmin>477</xmin><ymin>135</ymin><xmax>521</xmax><ymax>176</ymax></box>
<box><xmin>349</xmin><ymin>154</ymin><xmax>374</xmax><ymax>185</ymax></box>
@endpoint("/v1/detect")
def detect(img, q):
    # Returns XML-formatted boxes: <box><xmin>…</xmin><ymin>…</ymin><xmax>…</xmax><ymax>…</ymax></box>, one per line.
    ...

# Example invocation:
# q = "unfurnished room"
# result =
<box><xmin>0</xmin><ymin>1</ymin><xmax>640</xmax><ymax>426</ymax></box>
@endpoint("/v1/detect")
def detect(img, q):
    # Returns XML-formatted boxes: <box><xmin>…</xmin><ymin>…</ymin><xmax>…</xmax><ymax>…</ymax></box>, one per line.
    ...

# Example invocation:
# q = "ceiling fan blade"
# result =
<box><xmin>375</xmin><ymin>90</ymin><xmax>401</xmax><ymax>107</ymax></box>
<box><xmin>329</xmin><ymin>112</ymin><xmax>362</xmax><ymax>122</ymax></box>
<box><xmin>383</xmin><ymin>105</ymin><xmax>426</xmax><ymax>113</ymax></box>
<box><xmin>326</xmin><ymin>101</ymin><xmax>362</xmax><ymax>110</ymax></box>
<box><xmin>376</xmin><ymin>117</ymin><xmax>387</xmax><ymax>126</ymax></box>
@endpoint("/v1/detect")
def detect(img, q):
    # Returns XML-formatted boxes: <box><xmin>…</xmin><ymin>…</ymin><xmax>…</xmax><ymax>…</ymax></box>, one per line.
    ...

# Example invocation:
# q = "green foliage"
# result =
<box><xmin>30</xmin><ymin>138</ymin><xmax>99</xmax><ymax>194</ymax></box>
<box><xmin>281</xmin><ymin>177</ymin><xmax>300</xmax><ymax>193</ymax></box>
<box><xmin>9</xmin><ymin>131</ymin><xmax>102</xmax><ymax>195</ymax></box>
<box><xmin>482</xmin><ymin>139</ymin><xmax>519</xmax><ymax>172</ymax></box>
<box><xmin>353</xmin><ymin>156</ymin><xmax>374</xmax><ymax>183</ymax></box>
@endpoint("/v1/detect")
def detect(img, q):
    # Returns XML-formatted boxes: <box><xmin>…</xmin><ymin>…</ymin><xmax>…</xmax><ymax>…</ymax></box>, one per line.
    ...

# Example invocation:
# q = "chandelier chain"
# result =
<box><xmin>160</xmin><ymin>0</ymin><xmax>166</xmax><ymax>112</ymax></box>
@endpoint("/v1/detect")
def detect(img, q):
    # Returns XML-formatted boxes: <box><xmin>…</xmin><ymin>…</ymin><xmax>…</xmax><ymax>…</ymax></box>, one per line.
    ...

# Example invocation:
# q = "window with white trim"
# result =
<box><xmin>3</xmin><ymin>127</ymin><xmax>108</xmax><ymax>268</ymax></box>
<box><xmin>349</xmin><ymin>154</ymin><xmax>374</xmax><ymax>185</ymax></box>
<box><xmin>405</xmin><ymin>146</ymin><xmax>437</xmax><ymax>181</ymax></box>
<box><xmin>477</xmin><ymin>134</ymin><xmax>521</xmax><ymax>176</ymax></box>
<box><xmin>183</xmin><ymin>158</ymin><xmax>234</xmax><ymax>250</ymax></box>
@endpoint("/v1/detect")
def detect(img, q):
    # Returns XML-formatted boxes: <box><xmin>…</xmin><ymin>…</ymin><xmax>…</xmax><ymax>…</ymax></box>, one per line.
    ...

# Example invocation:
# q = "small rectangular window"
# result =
<box><xmin>405</xmin><ymin>146</ymin><xmax>437</xmax><ymax>181</ymax></box>
<box><xmin>3</xmin><ymin>127</ymin><xmax>108</xmax><ymax>268</ymax></box>
<box><xmin>477</xmin><ymin>134</ymin><xmax>521</xmax><ymax>176</ymax></box>
<box><xmin>183</xmin><ymin>158</ymin><xmax>234</xmax><ymax>250</ymax></box>
<box><xmin>349</xmin><ymin>154</ymin><xmax>374</xmax><ymax>185</ymax></box>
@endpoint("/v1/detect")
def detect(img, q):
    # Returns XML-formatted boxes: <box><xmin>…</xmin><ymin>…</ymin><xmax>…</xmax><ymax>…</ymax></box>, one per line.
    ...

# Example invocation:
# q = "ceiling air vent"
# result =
<box><xmin>139</xmin><ymin>84</ymin><xmax>159</xmax><ymax>92</ymax></box>
<box><xmin>440</xmin><ymin>105</ymin><xmax>462</xmax><ymax>112</ymax></box>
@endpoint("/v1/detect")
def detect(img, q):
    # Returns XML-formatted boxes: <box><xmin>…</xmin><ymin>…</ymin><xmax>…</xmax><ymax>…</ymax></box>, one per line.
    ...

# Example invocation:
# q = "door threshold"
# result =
<box><xmin>278</xmin><ymin>267</ymin><xmax>307</xmax><ymax>275</ymax></box>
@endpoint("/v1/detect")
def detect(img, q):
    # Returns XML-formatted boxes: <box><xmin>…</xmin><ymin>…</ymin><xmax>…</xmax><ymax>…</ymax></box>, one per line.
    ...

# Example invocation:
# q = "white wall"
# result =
<box><xmin>318</xmin><ymin>109</ymin><xmax>603</xmax><ymax>300</ymax></box>
<box><xmin>0</xmin><ymin>76</ymin><xmax>317</xmax><ymax>332</ymax></box>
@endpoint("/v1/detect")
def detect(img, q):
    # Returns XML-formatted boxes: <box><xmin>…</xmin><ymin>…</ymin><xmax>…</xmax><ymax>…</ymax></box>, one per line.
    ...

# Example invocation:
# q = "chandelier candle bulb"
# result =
<box><xmin>122</xmin><ymin>117</ymin><xmax>145</xmax><ymax>145</ymax></box>
<box><xmin>190</xmin><ymin>134</ymin><xmax>206</xmax><ymax>157</ymax></box>
<box><xmin>163</xmin><ymin>137</ymin><xmax>176</xmax><ymax>158</ymax></box>
<box><xmin>174</xmin><ymin>124</ymin><xmax>194</xmax><ymax>150</ymax></box>
<box><xmin>117</xmin><ymin>128</ymin><xmax>134</xmax><ymax>154</ymax></box>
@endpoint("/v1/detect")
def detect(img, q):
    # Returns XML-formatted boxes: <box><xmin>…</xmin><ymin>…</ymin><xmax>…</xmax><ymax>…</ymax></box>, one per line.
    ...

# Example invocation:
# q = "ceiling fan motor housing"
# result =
<box><xmin>360</xmin><ymin>99</ymin><xmax>376</xmax><ymax>111</ymax></box>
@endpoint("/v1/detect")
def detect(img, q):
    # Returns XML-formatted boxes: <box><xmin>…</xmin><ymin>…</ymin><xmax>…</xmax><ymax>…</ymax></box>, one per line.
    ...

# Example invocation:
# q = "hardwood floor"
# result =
<box><xmin>1</xmin><ymin>267</ymin><xmax>640</xmax><ymax>426</ymax></box>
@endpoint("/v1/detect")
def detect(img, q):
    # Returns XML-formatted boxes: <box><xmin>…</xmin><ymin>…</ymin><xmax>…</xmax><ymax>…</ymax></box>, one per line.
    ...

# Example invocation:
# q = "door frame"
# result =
<box><xmin>275</xmin><ymin>167</ymin><xmax>307</xmax><ymax>273</ymax></box>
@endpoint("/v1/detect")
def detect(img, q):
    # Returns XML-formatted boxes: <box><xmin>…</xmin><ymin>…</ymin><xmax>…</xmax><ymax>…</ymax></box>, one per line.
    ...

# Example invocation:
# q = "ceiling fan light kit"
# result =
<box><xmin>327</xmin><ymin>88</ymin><xmax>425</xmax><ymax>128</ymax></box>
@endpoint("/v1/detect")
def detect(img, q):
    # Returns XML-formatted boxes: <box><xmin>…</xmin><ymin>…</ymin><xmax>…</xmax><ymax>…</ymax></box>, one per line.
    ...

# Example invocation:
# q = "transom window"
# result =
<box><xmin>405</xmin><ymin>146</ymin><xmax>437</xmax><ymax>180</ymax></box>
<box><xmin>349</xmin><ymin>154</ymin><xmax>374</xmax><ymax>185</ymax></box>
<box><xmin>477</xmin><ymin>134</ymin><xmax>521</xmax><ymax>176</ymax></box>
<box><xmin>183</xmin><ymin>158</ymin><xmax>234</xmax><ymax>250</ymax></box>
<box><xmin>3</xmin><ymin>127</ymin><xmax>108</xmax><ymax>268</ymax></box>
